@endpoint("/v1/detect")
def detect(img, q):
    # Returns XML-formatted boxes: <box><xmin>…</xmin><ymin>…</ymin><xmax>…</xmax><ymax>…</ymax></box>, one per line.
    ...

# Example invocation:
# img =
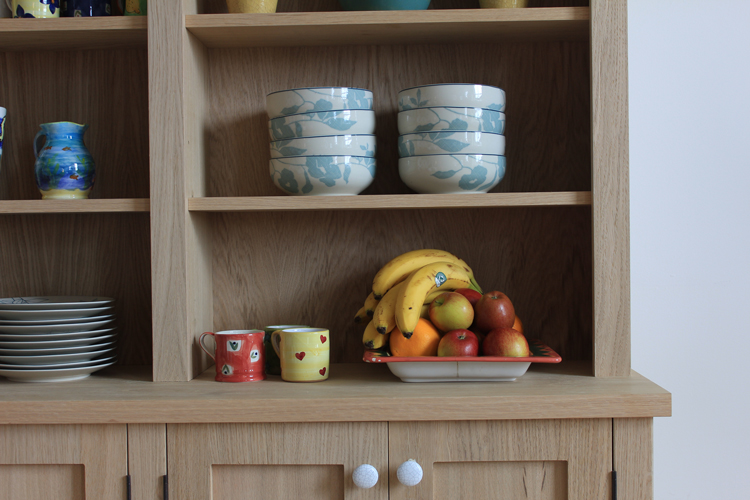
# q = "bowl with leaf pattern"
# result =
<box><xmin>399</xmin><ymin>154</ymin><xmax>505</xmax><ymax>194</ymax></box>
<box><xmin>397</xmin><ymin>131</ymin><xmax>504</xmax><ymax>157</ymax></box>
<box><xmin>270</xmin><ymin>134</ymin><xmax>376</xmax><ymax>159</ymax></box>
<box><xmin>266</xmin><ymin>87</ymin><xmax>373</xmax><ymax>120</ymax></box>
<box><xmin>269</xmin><ymin>109</ymin><xmax>376</xmax><ymax>140</ymax></box>
<box><xmin>398</xmin><ymin>107</ymin><xmax>505</xmax><ymax>135</ymax></box>
<box><xmin>270</xmin><ymin>156</ymin><xmax>376</xmax><ymax>196</ymax></box>
<box><xmin>398</xmin><ymin>84</ymin><xmax>506</xmax><ymax>113</ymax></box>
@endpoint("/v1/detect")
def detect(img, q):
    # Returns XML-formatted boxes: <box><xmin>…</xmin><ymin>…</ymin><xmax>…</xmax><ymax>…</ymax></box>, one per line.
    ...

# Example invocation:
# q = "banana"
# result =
<box><xmin>363</xmin><ymin>291</ymin><xmax>379</xmax><ymax>317</ymax></box>
<box><xmin>395</xmin><ymin>262</ymin><xmax>477</xmax><ymax>337</ymax></box>
<box><xmin>373</xmin><ymin>282</ymin><xmax>404</xmax><ymax>334</ymax></box>
<box><xmin>423</xmin><ymin>289</ymin><xmax>445</xmax><ymax>306</ymax></box>
<box><xmin>354</xmin><ymin>306</ymin><xmax>369</xmax><ymax>324</ymax></box>
<box><xmin>372</xmin><ymin>249</ymin><xmax>481</xmax><ymax>299</ymax></box>
<box><xmin>363</xmin><ymin>319</ymin><xmax>390</xmax><ymax>350</ymax></box>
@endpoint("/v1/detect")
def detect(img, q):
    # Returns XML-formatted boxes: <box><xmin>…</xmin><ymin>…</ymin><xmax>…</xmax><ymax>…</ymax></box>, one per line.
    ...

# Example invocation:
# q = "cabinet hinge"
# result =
<box><xmin>163</xmin><ymin>474</ymin><xmax>169</xmax><ymax>500</ymax></box>
<box><xmin>612</xmin><ymin>470</ymin><xmax>617</xmax><ymax>500</ymax></box>
<box><xmin>126</xmin><ymin>474</ymin><xmax>131</xmax><ymax>500</ymax></box>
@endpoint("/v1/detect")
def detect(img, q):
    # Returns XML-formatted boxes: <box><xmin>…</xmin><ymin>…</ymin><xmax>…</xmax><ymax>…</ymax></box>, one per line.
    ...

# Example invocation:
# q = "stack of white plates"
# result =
<box><xmin>0</xmin><ymin>296</ymin><xmax>118</xmax><ymax>383</ymax></box>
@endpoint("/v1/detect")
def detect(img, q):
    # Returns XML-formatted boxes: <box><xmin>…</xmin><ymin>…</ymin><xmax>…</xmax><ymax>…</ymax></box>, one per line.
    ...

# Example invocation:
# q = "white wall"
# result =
<box><xmin>628</xmin><ymin>0</ymin><xmax>750</xmax><ymax>497</ymax></box>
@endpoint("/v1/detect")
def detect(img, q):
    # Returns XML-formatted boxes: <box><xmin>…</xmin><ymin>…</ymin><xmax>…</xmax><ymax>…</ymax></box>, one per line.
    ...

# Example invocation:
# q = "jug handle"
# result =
<box><xmin>271</xmin><ymin>330</ymin><xmax>283</xmax><ymax>358</ymax></box>
<box><xmin>4</xmin><ymin>0</ymin><xmax>11</xmax><ymax>14</ymax></box>
<box><xmin>198</xmin><ymin>332</ymin><xmax>216</xmax><ymax>361</ymax></box>
<box><xmin>33</xmin><ymin>130</ymin><xmax>46</xmax><ymax>159</ymax></box>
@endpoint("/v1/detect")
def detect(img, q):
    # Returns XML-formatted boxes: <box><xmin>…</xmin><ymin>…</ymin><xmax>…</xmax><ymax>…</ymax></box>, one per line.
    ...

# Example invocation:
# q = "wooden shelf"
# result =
<box><xmin>0</xmin><ymin>198</ymin><xmax>150</xmax><ymax>214</ymax></box>
<box><xmin>0</xmin><ymin>362</ymin><xmax>671</xmax><ymax>425</ymax></box>
<box><xmin>189</xmin><ymin>192</ymin><xmax>591</xmax><ymax>212</ymax></box>
<box><xmin>186</xmin><ymin>7</ymin><xmax>590</xmax><ymax>48</ymax></box>
<box><xmin>0</xmin><ymin>17</ymin><xmax>147</xmax><ymax>51</ymax></box>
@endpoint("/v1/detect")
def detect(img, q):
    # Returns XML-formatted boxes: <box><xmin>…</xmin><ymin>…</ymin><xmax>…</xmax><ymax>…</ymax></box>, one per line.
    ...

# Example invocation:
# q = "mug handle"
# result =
<box><xmin>33</xmin><ymin>130</ymin><xmax>46</xmax><ymax>160</ymax></box>
<box><xmin>271</xmin><ymin>330</ymin><xmax>283</xmax><ymax>358</ymax></box>
<box><xmin>198</xmin><ymin>332</ymin><xmax>216</xmax><ymax>361</ymax></box>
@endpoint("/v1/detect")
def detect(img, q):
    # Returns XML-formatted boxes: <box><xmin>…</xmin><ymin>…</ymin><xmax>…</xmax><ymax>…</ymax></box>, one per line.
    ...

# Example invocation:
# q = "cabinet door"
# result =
<box><xmin>389</xmin><ymin>419</ymin><xmax>611</xmax><ymax>500</ymax></box>
<box><xmin>0</xmin><ymin>424</ymin><xmax>127</xmax><ymax>500</ymax></box>
<box><xmin>168</xmin><ymin>422</ymin><xmax>388</xmax><ymax>500</ymax></box>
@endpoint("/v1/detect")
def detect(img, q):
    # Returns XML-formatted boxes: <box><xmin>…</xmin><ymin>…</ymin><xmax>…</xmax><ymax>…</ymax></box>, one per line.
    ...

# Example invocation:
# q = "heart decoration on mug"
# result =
<box><xmin>319</xmin><ymin>367</ymin><xmax>326</xmax><ymax>376</ymax></box>
<box><xmin>321</xmin><ymin>335</ymin><xmax>327</xmax><ymax>343</ymax></box>
<box><xmin>295</xmin><ymin>351</ymin><xmax>306</xmax><ymax>361</ymax></box>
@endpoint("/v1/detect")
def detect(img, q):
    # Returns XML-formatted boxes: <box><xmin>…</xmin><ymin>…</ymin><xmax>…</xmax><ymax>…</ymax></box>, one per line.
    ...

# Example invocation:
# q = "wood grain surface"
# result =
<box><xmin>0</xmin><ymin>17</ymin><xmax>147</xmax><ymax>52</ymax></box>
<box><xmin>168</xmin><ymin>422</ymin><xmax>388</xmax><ymax>500</ymax></box>
<box><xmin>210</xmin><ymin>206</ymin><xmax>591</xmax><ymax>363</ymax></box>
<box><xmin>128</xmin><ymin>424</ymin><xmax>167</xmax><ymax>500</ymax></box>
<box><xmin>0</xmin><ymin>198</ymin><xmax>150</xmax><ymax>213</ymax></box>
<box><xmin>614</xmin><ymin>418</ymin><xmax>653</xmax><ymax>500</ymax></box>
<box><xmin>0</xmin><ymin>363</ymin><xmax>672</xmax><ymax>424</ymax></box>
<box><xmin>591</xmin><ymin>0</ymin><xmax>629</xmax><ymax>377</ymax></box>
<box><xmin>0</xmin><ymin>425</ymin><xmax>127</xmax><ymax>500</ymax></box>
<box><xmin>389</xmin><ymin>419</ymin><xmax>610</xmax><ymax>499</ymax></box>
<box><xmin>0</xmin><ymin>213</ymin><xmax>152</xmax><ymax>366</ymax></box>
<box><xmin>205</xmin><ymin>41</ymin><xmax>590</xmax><ymax>198</ymax></box>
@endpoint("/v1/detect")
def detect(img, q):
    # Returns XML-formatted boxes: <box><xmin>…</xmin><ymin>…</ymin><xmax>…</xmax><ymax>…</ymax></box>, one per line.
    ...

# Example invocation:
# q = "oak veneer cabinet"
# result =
<box><xmin>0</xmin><ymin>1</ymin><xmax>670</xmax><ymax>499</ymax></box>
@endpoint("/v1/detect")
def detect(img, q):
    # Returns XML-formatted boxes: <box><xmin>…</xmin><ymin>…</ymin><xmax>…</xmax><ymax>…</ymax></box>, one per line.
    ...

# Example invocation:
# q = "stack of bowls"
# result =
<box><xmin>0</xmin><ymin>296</ymin><xmax>118</xmax><ymax>383</ymax></box>
<box><xmin>266</xmin><ymin>87</ymin><xmax>377</xmax><ymax>196</ymax></box>
<box><xmin>396</xmin><ymin>84</ymin><xmax>507</xmax><ymax>194</ymax></box>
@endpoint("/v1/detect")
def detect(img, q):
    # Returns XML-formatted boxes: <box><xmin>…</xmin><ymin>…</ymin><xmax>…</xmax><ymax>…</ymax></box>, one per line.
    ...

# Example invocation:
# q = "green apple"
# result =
<box><xmin>428</xmin><ymin>292</ymin><xmax>474</xmax><ymax>333</ymax></box>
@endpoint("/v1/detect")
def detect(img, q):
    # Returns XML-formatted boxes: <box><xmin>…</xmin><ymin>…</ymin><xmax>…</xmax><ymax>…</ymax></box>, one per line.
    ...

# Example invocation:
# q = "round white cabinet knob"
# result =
<box><xmin>397</xmin><ymin>459</ymin><xmax>423</xmax><ymax>486</ymax></box>
<box><xmin>352</xmin><ymin>464</ymin><xmax>379</xmax><ymax>489</ymax></box>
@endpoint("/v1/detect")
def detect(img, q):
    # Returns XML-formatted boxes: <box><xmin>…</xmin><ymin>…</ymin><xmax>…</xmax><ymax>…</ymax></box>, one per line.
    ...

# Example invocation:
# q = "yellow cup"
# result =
<box><xmin>8</xmin><ymin>0</ymin><xmax>61</xmax><ymax>18</ymax></box>
<box><xmin>479</xmin><ymin>0</ymin><xmax>528</xmax><ymax>7</ymax></box>
<box><xmin>271</xmin><ymin>327</ymin><xmax>330</xmax><ymax>382</ymax></box>
<box><xmin>226</xmin><ymin>0</ymin><xmax>277</xmax><ymax>13</ymax></box>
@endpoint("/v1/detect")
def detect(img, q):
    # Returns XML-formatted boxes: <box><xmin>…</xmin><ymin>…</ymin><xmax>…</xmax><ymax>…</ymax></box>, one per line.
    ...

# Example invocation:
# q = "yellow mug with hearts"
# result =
<box><xmin>271</xmin><ymin>327</ymin><xmax>329</xmax><ymax>382</ymax></box>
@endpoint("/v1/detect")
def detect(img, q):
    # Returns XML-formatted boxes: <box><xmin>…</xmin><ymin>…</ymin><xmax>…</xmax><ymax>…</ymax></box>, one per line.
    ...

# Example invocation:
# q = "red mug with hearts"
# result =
<box><xmin>271</xmin><ymin>327</ymin><xmax>330</xmax><ymax>382</ymax></box>
<box><xmin>199</xmin><ymin>329</ymin><xmax>265</xmax><ymax>382</ymax></box>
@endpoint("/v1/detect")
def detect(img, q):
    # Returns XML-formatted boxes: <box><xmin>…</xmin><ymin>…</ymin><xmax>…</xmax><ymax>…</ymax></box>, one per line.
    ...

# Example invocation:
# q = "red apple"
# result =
<box><xmin>428</xmin><ymin>292</ymin><xmax>474</xmax><ymax>333</ymax></box>
<box><xmin>482</xmin><ymin>327</ymin><xmax>530</xmax><ymax>357</ymax></box>
<box><xmin>437</xmin><ymin>329</ymin><xmax>479</xmax><ymax>357</ymax></box>
<box><xmin>473</xmin><ymin>291</ymin><xmax>515</xmax><ymax>332</ymax></box>
<box><xmin>454</xmin><ymin>288</ymin><xmax>482</xmax><ymax>307</ymax></box>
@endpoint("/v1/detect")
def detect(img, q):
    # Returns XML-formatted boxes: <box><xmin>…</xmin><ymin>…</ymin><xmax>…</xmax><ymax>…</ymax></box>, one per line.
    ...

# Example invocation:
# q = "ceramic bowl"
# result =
<box><xmin>269</xmin><ymin>109</ymin><xmax>376</xmax><ymax>140</ymax></box>
<box><xmin>266</xmin><ymin>87</ymin><xmax>374</xmax><ymax>119</ymax></box>
<box><xmin>270</xmin><ymin>134</ymin><xmax>376</xmax><ymax>158</ymax></box>
<box><xmin>338</xmin><ymin>0</ymin><xmax>431</xmax><ymax>10</ymax></box>
<box><xmin>399</xmin><ymin>154</ymin><xmax>505</xmax><ymax>194</ymax></box>
<box><xmin>398</xmin><ymin>107</ymin><xmax>505</xmax><ymax>135</ymax></box>
<box><xmin>226</xmin><ymin>0</ymin><xmax>278</xmax><ymax>13</ymax></box>
<box><xmin>397</xmin><ymin>131</ymin><xmax>505</xmax><ymax>157</ymax></box>
<box><xmin>270</xmin><ymin>156</ymin><xmax>376</xmax><ymax>196</ymax></box>
<box><xmin>479</xmin><ymin>0</ymin><xmax>528</xmax><ymax>7</ymax></box>
<box><xmin>398</xmin><ymin>84</ymin><xmax>506</xmax><ymax>113</ymax></box>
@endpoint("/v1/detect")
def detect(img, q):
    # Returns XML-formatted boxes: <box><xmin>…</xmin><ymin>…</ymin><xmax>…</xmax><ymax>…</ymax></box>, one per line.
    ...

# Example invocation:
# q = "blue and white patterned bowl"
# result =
<box><xmin>398</xmin><ymin>131</ymin><xmax>505</xmax><ymax>157</ymax></box>
<box><xmin>270</xmin><ymin>134</ymin><xmax>376</xmax><ymax>159</ymax></box>
<box><xmin>398</xmin><ymin>154</ymin><xmax>506</xmax><ymax>194</ymax></box>
<box><xmin>270</xmin><ymin>156</ymin><xmax>376</xmax><ymax>196</ymax></box>
<box><xmin>398</xmin><ymin>84</ymin><xmax>506</xmax><ymax>113</ymax></box>
<box><xmin>398</xmin><ymin>107</ymin><xmax>505</xmax><ymax>135</ymax></box>
<box><xmin>266</xmin><ymin>87</ymin><xmax>374</xmax><ymax>119</ymax></box>
<box><xmin>269</xmin><ymin>109</ymin><xmax>376</xmax><ymax>140</ymax></box>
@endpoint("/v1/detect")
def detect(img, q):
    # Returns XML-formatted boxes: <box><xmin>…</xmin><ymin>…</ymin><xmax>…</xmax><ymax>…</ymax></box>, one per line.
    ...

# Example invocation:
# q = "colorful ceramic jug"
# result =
<box><xmin>6</xmin><ymin>0</ymin><xmax>60</xmax><ymax>18</ymax></box>
<box><xmin>34</xmin><ymin>122</ymin><xmax>96</xmax><ymax>200</ymax></box>
<box><xmin>123</xmin><ymin>0</ymin><xmax>144</xmax><ymax>15</ymax></box>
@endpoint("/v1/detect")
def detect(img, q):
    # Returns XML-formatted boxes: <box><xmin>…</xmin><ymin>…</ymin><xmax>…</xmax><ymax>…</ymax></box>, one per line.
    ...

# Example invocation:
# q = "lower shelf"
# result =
<box><xmin>0</xmin><ymin>361</ymin><xmax>671</xmax><ymax>424</ymax></box>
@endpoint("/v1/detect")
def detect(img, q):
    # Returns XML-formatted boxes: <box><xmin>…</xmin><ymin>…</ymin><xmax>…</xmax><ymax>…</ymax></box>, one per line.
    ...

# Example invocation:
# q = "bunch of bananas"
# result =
<box><xmin>355</xmin><ymin>249</ymin><xmax>482</xmax><ymax>350</ymax></box>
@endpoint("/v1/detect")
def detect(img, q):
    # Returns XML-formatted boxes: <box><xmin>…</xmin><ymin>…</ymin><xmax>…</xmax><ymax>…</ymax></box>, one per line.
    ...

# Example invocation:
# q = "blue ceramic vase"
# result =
<box><xmin>34</xmin><ymin>122</ymin><xmax>96</xmax><ymax>200</ymax></box>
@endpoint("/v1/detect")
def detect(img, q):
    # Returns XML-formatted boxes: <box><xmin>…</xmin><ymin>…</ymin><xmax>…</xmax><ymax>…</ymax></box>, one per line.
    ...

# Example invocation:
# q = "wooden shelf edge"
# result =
<box><xmin>0</xmin><ymin>198</ymin><xmax>151</xmax><ymax>214</ymax></box>
<box><xmin>0</xmin><ymin>363</ymin><xmax>671</xmax><ymax>424</ymax></box>
<box><xmin>189</xmin><ymin>192</ymin><xmax>592</xmax><ymax>212</ymax></box>
<box><xmin>0</xmin><ymin>17</ymin><xmax>147</xmax><ymax>51</ymax></box>
<box><xmin>186</xmin><ymin>7</ymin><xmax>590</xmax><ymax>48</ymax></box>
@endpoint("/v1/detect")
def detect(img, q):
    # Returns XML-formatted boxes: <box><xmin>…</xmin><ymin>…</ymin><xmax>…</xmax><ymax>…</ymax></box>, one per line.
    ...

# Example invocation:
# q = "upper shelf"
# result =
<box><xmin>186</xmin><ymin>7</ymin><xmax>590</xmax><ymax>48</ymax></box>
<box><xmin>0</xmin><ymin>17</ymin><xmax>147</xmax><ymax>51</ymax></box>
<box><xmin>189</xmin><ymin>192</ymin><xmax>592</xmax><ymax>212</ymax></box>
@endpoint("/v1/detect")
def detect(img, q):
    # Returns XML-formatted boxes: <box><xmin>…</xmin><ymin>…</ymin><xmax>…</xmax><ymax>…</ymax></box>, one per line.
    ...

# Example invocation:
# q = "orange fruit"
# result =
<box><xmin>512</xmin><ymin>315</ymin><xmax>523</xmax><ymax>334</ymax></box>
<box><xmin>390</xmin><ymin>318</ymin><xmax>441</xmax><ymax>357</ymax></box>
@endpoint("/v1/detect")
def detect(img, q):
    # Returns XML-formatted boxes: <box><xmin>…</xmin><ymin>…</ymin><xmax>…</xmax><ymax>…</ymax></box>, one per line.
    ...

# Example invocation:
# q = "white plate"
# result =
<box><xmin>0</xmin><ymin>341</ymin><xmax>116</xmax><ymax>356</ymax></box>
<box><xmin>0</xmin><ymin>314</ymin><xmax>113</xmax><ymax>326</ymax></box>
<box><xmin>0</xmin><ymin>327</ymin><xmax>116</xmax><ymax>341</ymax></box>
<box><xmin>0</xmin><ymin>360</ymin><xmax>116</xmax><ymax>383</ymax></box>
<box><xmin>0</xmin><ymin>348</ymin><xmax>116</xmax><ymax>365</ymax></box>
<box><xmin>0</xmin><ymin>306</ymin><xmax>113</xmax><ymax>321</ymax></box>
<box><xmin>0</xmin><ymin>333</ymin><xmax>117</xmax><ymax>349</ymax></box>
<box><xmin>0</xmin><ymin>296</ymin><xmax>114</xmax><ymax>310</ymax></box>
<box><xmin>0</xmin><ymin>355</ymin><xmax>116</xmax><ymax>370</ymax></box>
<box><xmin>0</xmin><ymin>318</ymin><xmax>115</xmax><ymax>334</ymax></box>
